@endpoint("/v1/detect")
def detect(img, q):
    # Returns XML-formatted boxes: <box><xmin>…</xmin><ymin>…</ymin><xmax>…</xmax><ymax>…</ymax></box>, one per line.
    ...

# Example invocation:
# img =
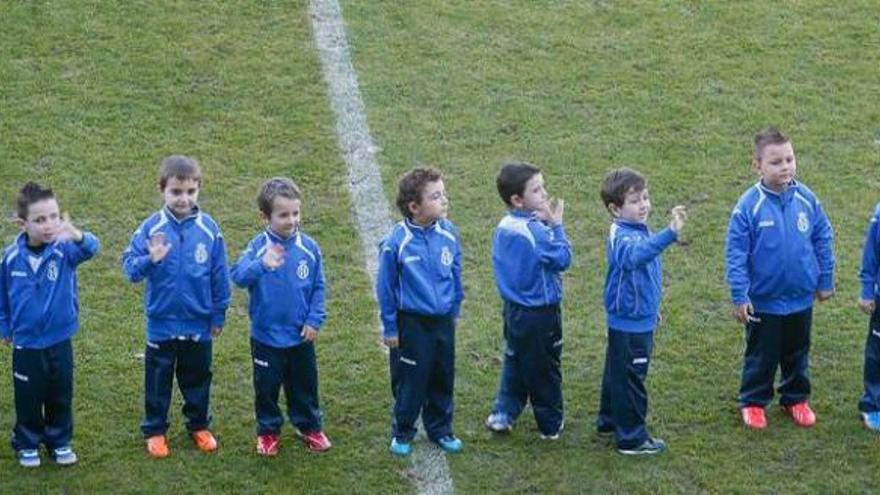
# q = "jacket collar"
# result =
<box><xmin>613</xmin><ymin>218</ymin><xmax>649</xmax><ymax>232</ymax></box>
<box><xmin>266</xmin><ymin>227</ymin><xmax>299</xmax><ymax>244</ymax></box>
<box><xmin>404</xmin><ymin>217</ymin><xmax>438</xmax><ymax>234</ymax></box>
<box><xmin>162</xmin><ymin>204</ymin><xmax>200</xmax><ymax>225</ymax></box>
<box><xmin>16</xmin><ymin>232</ymin><xmax>56</xmax><ymax>256</ymax></box>
<box><xmin>757</xmin><ymin>179</ymin><xmax>798</xmax><ymax>201</ymax></box>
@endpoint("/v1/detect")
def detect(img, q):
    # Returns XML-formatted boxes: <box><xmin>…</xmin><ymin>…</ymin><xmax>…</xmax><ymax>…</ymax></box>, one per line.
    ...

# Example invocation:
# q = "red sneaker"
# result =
<box><xmin>783</xmin><ymin>402</ymin><xmax>816</xmax><ymax>427</ymax></box>
<box><xmin>298</xmin><ymin>430</ymin><xmax>332</xmax><ymax>452</ymax></box>
<box><xmin>741</xmin><ymin>406</ymin><xmax>767</xmax><ymax>429</ymax></box>
<box><xmin>145</xmin><ymin>435</ymin><xmax>170</xmax><ymax>458</ymax></box>
<box><xmin>256</xmin><ymin>434</ymin><xmax>280</xmax><ymax>456</ymax></box>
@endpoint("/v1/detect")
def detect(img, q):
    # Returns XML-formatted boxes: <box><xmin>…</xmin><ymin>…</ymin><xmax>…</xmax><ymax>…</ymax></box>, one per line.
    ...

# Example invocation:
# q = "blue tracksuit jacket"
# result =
<box><xmin>0</xmin><ymin>232</ymin><xmax>100</xmax><ymax>348</ymax></box>
<box><xmin>493</xmin><ymin>210</ymin><xmax>572</xmax><ymax>307</ymax></box>
<box><xmin>231</xmin><ymin>228</ymin><xmax>327</xmax><ymax>348</ymax></box>
<box><xmin>122</xmin><ymin>207</ymin><xmax>231</xmax><ymax>341</ymax></box>
<box><xmin>725</xmin><ymin>181</ymin><xmax>835</xmax><ymax>315</ymax></box>
<box><xmin>604</xmin><ymin>219</ymin><xmax>677</xmax><ymax>332</ymax></box>
<box><xmin>376</xmin><ymin>218</ymin><xmax>463</xmax><ymax>339</ymax></box>
<box><xmin>859</xmin><ymin>202</ymin><xmax>880</xmax><ymax>300</ymax></box>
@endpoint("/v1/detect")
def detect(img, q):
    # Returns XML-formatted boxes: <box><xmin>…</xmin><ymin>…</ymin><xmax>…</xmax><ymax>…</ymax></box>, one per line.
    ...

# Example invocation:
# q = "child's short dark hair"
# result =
<box><xmin>754</xmin><ymin>127</ymin><xmax>790</xmax><ymax>160</ymax></box>
<box><xmin>16</xmin><ymin>182</ymin><xmax>55</xmax><ymax>219</ymax></box>
<box><xmin>258</xmin><ymin>177</ymin><xmax>302</xmax><ymax>216</ymax></box>
<box><xmin>496</xmin><ymin>162</ymin><xmax>541</xmax><ymax>207</ymax></box>
<box><xmin>396</xmin><ymin>167</ymin><xmax>443</xmax><ymax>218</ymax></box>
<box><xmin>159</xmin><ymin>155</ymin><xmax>202</xmax><ymax>190</ymax></box>
<box><xmin>600</xmin><ymin>168</ymin><xmax>646</xmax><ymax>209</ymax></box>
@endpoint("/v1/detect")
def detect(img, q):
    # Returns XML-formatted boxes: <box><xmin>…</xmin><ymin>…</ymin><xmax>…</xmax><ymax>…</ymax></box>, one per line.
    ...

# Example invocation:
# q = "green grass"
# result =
<box><xmin>1</xmin><ymin>0</ymin><xmax>879</xmax><ymax>493</ymax></box>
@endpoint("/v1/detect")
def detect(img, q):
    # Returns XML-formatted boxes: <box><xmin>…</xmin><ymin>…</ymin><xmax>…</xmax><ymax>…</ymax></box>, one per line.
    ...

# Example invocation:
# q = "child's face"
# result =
<box><xmin>409</xmin><ymin>180</ymin><xmax>448</xmax><ymax>225</ymax></box>
<box><xmin>611</xmin><ymin>187</ymin><xmax>651</xmax><ymax>224</ymax></box>
<box><xmin>162</xmin><ymin>176</ymin><xmax>200</xmax><ymax>219</ymax></box>
<box><xmin>266</xmin><ymin>196</ymin><xmax>301</xmax><ymax>238</ymax></box>
<box><xmin>20</xmin><ymin>198</ymin><xmax>61</xmax><ymax>246</ymax></box>
<box><xmin>754</xmin><ymin>141</ymin><xmax>796</xmax><ymax>192</ymax></box>
<box><xmin>514</xmin><ymin>173</ymin><xmax>549</xmax><ymax>213</ymax></box>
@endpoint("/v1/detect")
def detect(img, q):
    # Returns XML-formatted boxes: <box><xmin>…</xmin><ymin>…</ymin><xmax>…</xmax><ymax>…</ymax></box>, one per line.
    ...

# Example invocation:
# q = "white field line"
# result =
<box><xmin>307</xmin><ymin>1</ymin><xmax>455</xmax><ymax>494</ymax></box>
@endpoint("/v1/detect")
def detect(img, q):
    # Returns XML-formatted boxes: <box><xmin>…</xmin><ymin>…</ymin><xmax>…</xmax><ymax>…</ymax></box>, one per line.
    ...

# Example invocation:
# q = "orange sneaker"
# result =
<box><xmin>192</xmin><ymin>430</ymin><xmax>218</xmax><ymax>453</ymax></box>
<box><xmin>146</xmin><ymin>435</ymin><xmax>170</xmax><ymax>458</ymax></box>
<box><xmin>783</xmin><ymin>402</ymin><xmax>816</xmax><ymax>427</ymax></box>
<box><xmin>741</xmin><ymin>406</ymin><xmax>767</xmax><ymax>429</ymax></box>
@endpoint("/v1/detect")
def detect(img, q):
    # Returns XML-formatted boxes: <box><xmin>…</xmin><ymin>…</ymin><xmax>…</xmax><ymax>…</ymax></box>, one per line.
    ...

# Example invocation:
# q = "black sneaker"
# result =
<box><xmin>617</xmin><ymin>437</ymin><xmax>667</xmax><ymax>456</ymax></box>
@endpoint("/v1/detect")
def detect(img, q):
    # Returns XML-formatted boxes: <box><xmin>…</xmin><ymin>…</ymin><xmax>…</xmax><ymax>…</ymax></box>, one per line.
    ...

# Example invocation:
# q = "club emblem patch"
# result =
<box><xmin>46</xmin><ymin>260</ymin><xmax>58</xmax><ymax>282</ymax></box>
<box><xmin>195</xmin><ymin>243</ymin><xmax>208</xmax><ymax>264</ymax></box>
<box><xmin>440</xmin><ymin>246</ymin><xmax>453</xmax><ymax>267</ymax></box>
<box><xmin>797</xmin><ymin>212</ymin><xmax>809</xmax><ymax>233</ymax></box>
<box><xmin>297</xmin><ymin>260</ymin><xmax>310</xmax><ymax>279</ymax></box>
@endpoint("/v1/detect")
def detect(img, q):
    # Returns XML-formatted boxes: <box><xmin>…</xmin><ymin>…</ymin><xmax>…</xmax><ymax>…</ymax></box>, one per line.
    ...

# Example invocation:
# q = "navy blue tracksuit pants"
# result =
<box><xmin>142</xmin><ymin>339</ymin><xmax>213</xmax><ymax>437</ymax></box>
<box><xmin>389</xmin><ymin>311</ymin><xmax>455</xmax><ymax>443</ymax></box>
<box><xmin>251</xmin><ymin>338</ymin><xmax>322</xmax><ymax>435</ymax></box>
<box><xmin>11</xmin><ymin>339</ymin><xmax>74</xmax><ymax>451</ymax></box>
<box><xmin>739</xmin><ymin>307</ymin><xmax>812</xmax><ymax>408</ymax></box>
<box><xmin>859</xmin><ymin>302</ymin><xmax>880</xmax><ymax>413</ymax></box>
<box><xmin>597</xmin><ymin>329</ymin><xmax>654</xmax><ymax>449</ymax></box>
<box><xmin>490</xmin><ymin>301</ymin><xmax>563</xmax><ymax>436</ymax></box>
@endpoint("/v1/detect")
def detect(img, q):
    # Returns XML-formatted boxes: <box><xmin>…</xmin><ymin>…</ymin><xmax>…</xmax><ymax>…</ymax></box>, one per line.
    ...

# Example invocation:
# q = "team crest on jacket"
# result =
<box><xmin>195</xmin><ymin>242</ymin><xmax>208</xmax><ymax>264</ymax></box>
<box><xmin>46</xmin><ymin>260</ymin><xmax>58</xmax><ymax>282</ymax></box>
<box><xmin>797</xmin><ymin>212</ymin><xmax>809</xmax><ymax>233</ymax></box>
<box><xmin>297</xmin><ymin>259</ymin><xmax>310</xmax><ymax>279</ymax></box>
<box><xmin>440</xmin><ymin>246</ymin><xmax>453</xmax><ymax>267</ymax></box>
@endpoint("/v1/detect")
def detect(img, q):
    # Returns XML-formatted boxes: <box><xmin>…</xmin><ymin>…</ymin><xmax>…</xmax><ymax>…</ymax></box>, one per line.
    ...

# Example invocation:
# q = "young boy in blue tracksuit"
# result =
<box><xmin>484</xmin><ymin>162</ymin><xmax>572</xmax><ymax>440</ymax></box>
<box><xmin>858</xmin><ymin>203</ymin><xmax>880</xmax><ymax>431</ymax></box>
<box><xmin>596</xmin><ymin>168</ymin><xmax>686</xmax><ymax>455</ymax></box>
<box><xmin>726</xmin><ymin>128</ymin><xmax>835</xmax><ymax>430</ymax></box>
<box><xmin>122</xmin><ymin>155</ymin><xmax>230</xmax><ymax>458</ymax></box>
<box><xmin>377</xmin><ymin>167</ymin><xmax>463</xmax><ymax>456</ymax></box>
<box><xmin>231</xmin><ymin>177</ymin><xmax>332</xmax><ymax>456</ymax></box>
<box><xmin>0</xmin><ymin>182</ymin><xmax>100</xmax><ymax>467</ymax></box>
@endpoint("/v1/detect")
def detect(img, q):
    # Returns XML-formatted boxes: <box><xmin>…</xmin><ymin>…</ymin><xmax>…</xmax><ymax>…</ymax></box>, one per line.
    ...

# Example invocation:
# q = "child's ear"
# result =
<box><xmin>607</xmin><ymin>203</ymin><xmax>621</xmax><ymax>218</ymax></box>
<box><xmin>510</xmin><ymin>194</ymin><xmax>524</xmax><ymax>209</ymax></box>
<box><xmin>751</xmin><ymin>158</ymin><xmax>761</xmax><ymax>173</ymax></box>
<box><xmin>407</xmin><ymin>200</ymin><xmax>420</xmax><ymax>216</ymax></box>
<box><xmin>12</xmin><ymin>218</ymin><xmax>25</xmax><ymax>230</ymax></box>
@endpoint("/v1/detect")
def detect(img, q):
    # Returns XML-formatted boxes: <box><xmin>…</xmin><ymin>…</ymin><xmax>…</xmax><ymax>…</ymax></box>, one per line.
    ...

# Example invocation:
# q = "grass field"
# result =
<box><xmin>1</xmin><ymin>1</ymin><xmax>879</xmax><ymax>493</ymax></box>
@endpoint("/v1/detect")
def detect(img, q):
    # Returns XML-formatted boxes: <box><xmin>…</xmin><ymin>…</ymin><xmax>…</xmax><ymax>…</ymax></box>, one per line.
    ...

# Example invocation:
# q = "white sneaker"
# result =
<box><xmin>52</xmin><ymin>446</ymin><xmax>78</xmax><ymax>466</ymax></box>
<box><xmin>18</xmin><ymin>449</ymin><xmax>40</xmax><ymax>468</ymax></box>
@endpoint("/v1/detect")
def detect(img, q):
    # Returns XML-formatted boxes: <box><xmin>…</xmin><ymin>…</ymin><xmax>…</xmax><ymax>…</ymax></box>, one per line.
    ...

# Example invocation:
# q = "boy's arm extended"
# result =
<box><xmin>305</xmin><ymin>246</ymin><xmax>327</xmax><ymax>330</ymax></box>
<box><xmin>0</xmin><ymin>257</ymin><xmax>10</xmax><ymax>342</ymax></box>
<box><xmin>210</xmin><ymin>234</ymin><xmax>231</xmax><ymax>329</ymax></box>
<box><xmin>533</xmin><ymin>222</ymin><xmax>572</xmax><ymax>272</ymax></box>
<box><xmin>859</xmin><ymin>209</ymin><xmax>880</xmax><ymax>301</ymax></box>
<box><xmin>614</xmin><ymin>228</ymin><xmax>677</xmax><ymax>271</ymax></box>
<box><xmin>230</xmin><ymin>238</ymin><xmax>267</xmax><ymax>288</ymax></box>
<box><xmin>64</xmin><ymin>232</ymin><xmax>101</xmax><ymax>267</ymax></box>
<box><xmin>121</xmin><ymin>227</ymin><xmax>155</xmax><ymax>283</ymax></box>
<box><xmin>812</xmin><ymin>201</ymin><xmax>835</xmax><ymax>293</ymax></box>
<box><xmin>725</xmin><ymin>208</ymin><xmax>751</xmax><ymax>306</ymax></box>
<box><xmin>376</xmin><ymin>238</ymin><xmax>400</xmax><ymax>340</ymax></box>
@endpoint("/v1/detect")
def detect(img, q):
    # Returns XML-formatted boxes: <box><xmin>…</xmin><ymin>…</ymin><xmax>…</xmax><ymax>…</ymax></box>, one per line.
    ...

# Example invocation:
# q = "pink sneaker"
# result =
<box><xmin>783</xmin><ymin>402</ymin><xmax>816</xmax><ymax>427</ymax></box>
<box><xmin>741</xmin><ymin>406</ymin><xmax>767</xmax><ymax>429</ymax></box>
<box><xmin>256</xmin><ymin>434</ymin><xmax>280</xmax><ymax>456</ymax></box>
<box><xmin>297</xmin><ymin>430</ymin><xmax>332</xmax><ymax>452</ymax></box>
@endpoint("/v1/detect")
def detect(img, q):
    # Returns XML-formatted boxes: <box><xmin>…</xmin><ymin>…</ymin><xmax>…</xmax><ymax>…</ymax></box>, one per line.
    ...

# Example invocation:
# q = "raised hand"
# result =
<box><xmin>262</xmin><ymin>244</ymin><xmax>285</xmax><ymax>270</ymax></box>
<box><xmin>56</xmin><ymin>212</ymin><xmax>83</xmax><ymax>243</ymax></box>
<box><xmin>669</xmin><ymin>205</ymin><xmax>687</xmax><ymax>233</ymax></box>
<box><xmin>148</xmin><ymin>232</ymin><xmax>171</xmax><ymax>263</ymax></box>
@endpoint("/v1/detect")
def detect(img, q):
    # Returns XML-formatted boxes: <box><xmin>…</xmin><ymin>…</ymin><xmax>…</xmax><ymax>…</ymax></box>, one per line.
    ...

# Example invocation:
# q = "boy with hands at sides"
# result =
<box><xmin>231</xmin><ymin>177</ymin><xmax>331</xmax><ymax>456</ymax></box>
<box><xmin>377</xmin><ymin>167</ymin><xmax>464</xmax><ymax>456</ymax></box>
<box><xmin>1</xmin><ymin>182</ymin><xmax>100</xmax><ymax>467</ymax></box>
<box><xmin>726</xmin><ymin>128</ymin><xmax>834</xmax><ymax>430</ymax></box>
<box><xmin>596</xmin><ymin>168</ymin><xmax>686</xmax><ymax>455</ymax></box>
<box><xmin>484</xmin><ymin>162</ymin><xmax>572</xmax><ymax>440</ymax></box>
<box><xmin>122</xmin><ymin>155</ymin><xmax>230</xmax><ymax>458</ymax></box>
<box><xmin>856</xmin><ymin>191</ymin><xmax>880</xmax><ymax>430</ymax></box>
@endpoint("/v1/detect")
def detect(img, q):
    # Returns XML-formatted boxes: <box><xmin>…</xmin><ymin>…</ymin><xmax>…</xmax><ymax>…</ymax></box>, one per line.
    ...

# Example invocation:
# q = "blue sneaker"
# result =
<box><xmin>485</xmin><ymin>413</ymin><xmax>513</xmax><ymax>433</ymax></box>
<box><xmin>863</xmin><ymin>411</ymin><xmax>880</xmax><ymax>431</ymax></box>
<box><xmin>618</xmin><ymin>437</ymin><xmax>667</xmax><ymax>456</ymax></box>
<box><xmin>52</xmin><ymin>446</ymin><xmax>78</xmax><ymax>466</ymax></box>
<box><xmin>18</xmin><ymin>449</ymin><xmax>40</xmax><ymax>468</ymax></box>
<box><xmin>389</xmin><ymin>438</ymin><xmax>412</xmax><ymax>457</ymax></box>
<box><xmin>435</xmin><ymin>435</ymin><xmax>463</xmax><ymax>453</ymax></box>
